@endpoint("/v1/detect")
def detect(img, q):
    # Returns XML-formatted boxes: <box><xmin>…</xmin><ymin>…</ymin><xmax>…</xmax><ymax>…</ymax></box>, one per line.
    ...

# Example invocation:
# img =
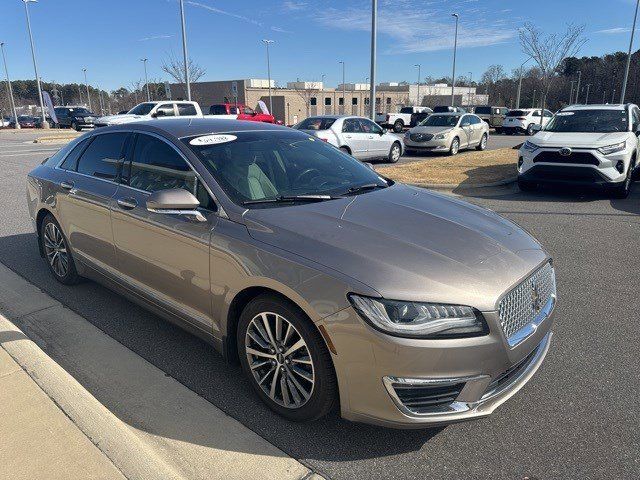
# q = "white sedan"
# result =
<box><xmin>294</xmin><ymin>115</ymin><xmax>404</xmax><ymax>163</ymax></box>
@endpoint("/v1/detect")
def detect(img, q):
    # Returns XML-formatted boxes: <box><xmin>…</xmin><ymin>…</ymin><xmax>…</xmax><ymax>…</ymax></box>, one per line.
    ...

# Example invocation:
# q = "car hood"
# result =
<box><xmin>243</xmin><ymin>184</ymin><xmax>547</xmax><ymax>311</ymax></box>
<box><xmin>531</xmin><ymin>131</ymin><xmax>629</xmax><ymax>148</ymax></box>
<box><xmin>408</xmin><ymin>126</ymin><xmax>455</xmax><ymax>134</ymax></box>
<box><xmin>96</xmin><ymin>114</ymin><xmax>147</xmax><ymax>125</ymax></box>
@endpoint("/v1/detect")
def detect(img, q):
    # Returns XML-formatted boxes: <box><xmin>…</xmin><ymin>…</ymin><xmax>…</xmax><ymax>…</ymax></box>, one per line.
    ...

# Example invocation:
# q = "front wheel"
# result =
<box><xmin>392</xmin><ymin>120</ymin><xmax>404</xmax><ymax>133</ymax></box>
<box><xmin>526</xmin><ymin>123</ymin><xmax>536</xmax><ymax>136</ymax></box>
<box><xmin>238</xmin><ymin>294</ymin><xmax>337</xmax><ymax>422</ymax></box>
<box><xmin>71</xmin><ymin>121</ymin><xmax>81</xmax><ymax>132</ymax></box>
<box><xmin>449</xmin><ymin>137</ymin><xmax>460</xmax><ymax>156</ymax></box>
<box><xmin>611</xmin><ymin>163</ymin><xmax>634</xmax><ymax>199</ymax></box>
<box><xmin>339</xmin><ymin>146</ymin><xmax>351</xmax><ymax>156</ymax></box>
<box><xmin>388</xmin><ymin>142</ymin><xmax>401</xmax><ymax>163</ymax></box>
<box><xmin>41</xmin><ymin>214</ymin><xmax>80</xmax><ymax>285</ymax></box>
<box><xmin>476</xmin><ymin>133</ymin><xmax>488</xmax><ymax>151</ymax></box>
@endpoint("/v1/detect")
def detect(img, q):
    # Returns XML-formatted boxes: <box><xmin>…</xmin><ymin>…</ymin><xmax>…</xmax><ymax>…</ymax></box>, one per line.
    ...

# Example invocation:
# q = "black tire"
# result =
<box><xmin>71</xmin><ymin>121</ymin><xmax>81</xmax><ymax>132</ymax></box>
<box><xmin>40</xmin><ymin>214</ymin><xmax>80</xmax><ymax>285</ymax></box>
<box><xmin>611</xmin><ymin>163</ymin><xmax>634</xmax><ymax>199</ymax></box>
<box><xmin>449</xmin><ymin>137</ymin><xmax>460</xmax><ymax>156</ymax></box>
<box><xmin>392</xmin><ymin>120</ymin><xmax>404</xmax><ymax>133</ymax></box>
<box><xmin>504</xmin><ymin>129</ymin><xmax>513</xmax><ymax>135</ymax></box>
<box><xmin>517</xmin><ymin>178</ymin><xmax>537</xmax><ymax>192</ymax></box>
<box><xmin>388</xmin><ymin>142</ymin><xmax>402</xmax><ymax>163</ymax></box>
<box><xmin>476</xmin><ymin>133</ymin><xmax>488</xmax><ymax>151</ymax></box>
<box><xmin>237</xmin><ymin>294</ymin><xmax>337</xmax><ymax>422</ymax></box>
<box><xmin>339</xmin><ymin>146</ymin><xmax>351</xmax><ymax>156</ymax></box>
<box><xmin>526</xmin><ymin>123</ymin><xmax>536</xmax><ymax>136</ymax></box>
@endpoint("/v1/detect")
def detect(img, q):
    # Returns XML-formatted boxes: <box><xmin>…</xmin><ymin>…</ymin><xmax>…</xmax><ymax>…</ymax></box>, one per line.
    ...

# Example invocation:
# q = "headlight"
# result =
<box><xmin>598</xmin><ymin>141</ymin><xmax>626</xmax><ymax>155</ymax></box>
<box><xmin>522</xmin><ymin>140</ymin><xmax>540</xmax><ymax>153</ymax></box>
<box><xmin>348</xmin><ymin>294</ymin><xmax>488</xmax><ymax>339</ymax></box>
<box><xmin>434</xmin><ymin>131</ymin><xmax>449</xmax><ymax>140</ymax></box>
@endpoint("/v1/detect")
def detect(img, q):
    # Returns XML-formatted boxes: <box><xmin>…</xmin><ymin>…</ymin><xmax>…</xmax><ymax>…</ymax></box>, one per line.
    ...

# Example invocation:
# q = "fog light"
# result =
<box><xmin>518</xmin><ymin>157</ymin><xmax>524</xmax><ymax>168</ymax></box>
<box><xmin>615</xmin><ymin>161</ymin><xmax>625</xmax><ymax>174</ymax></box>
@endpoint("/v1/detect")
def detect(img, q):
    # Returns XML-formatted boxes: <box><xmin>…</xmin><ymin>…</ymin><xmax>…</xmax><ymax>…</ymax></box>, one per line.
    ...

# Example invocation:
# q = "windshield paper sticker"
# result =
<box><xmin>190</xmin><ymin>134</ymin><xmax>237</xmax><ymax>146</ymax></box>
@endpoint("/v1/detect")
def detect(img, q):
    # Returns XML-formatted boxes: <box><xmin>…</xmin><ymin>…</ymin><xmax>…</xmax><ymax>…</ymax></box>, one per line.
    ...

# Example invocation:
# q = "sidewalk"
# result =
<box><xmin>0</xmin><ymin>344</ymin><xmax>125</xmax><ymax>480</ymax></box>
<box><xmin>0</xmin><ymin>262</ymin><xmax>321</xmax><ymax>480</ymax></box>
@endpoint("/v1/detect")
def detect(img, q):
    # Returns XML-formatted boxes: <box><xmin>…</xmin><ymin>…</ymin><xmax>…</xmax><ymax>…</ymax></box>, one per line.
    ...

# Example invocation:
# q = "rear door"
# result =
<box><xmin>176</xmin><ymin>102</ymin><xmax>199</xmax><ymax>117</ymax></box>
<box><xmin>340</xmin><ymin>118</ymin><xmax>369</xmax><ymax>159</ymax></box>
<box><xmin>111</xmin><ymin>132</ymin><xmax>217</xmax><ymax>330</ymax></box>
<box><xmin>55</xmin><ymin>132</ymin><xmax>132</xmax><ymax>271</ymax></box>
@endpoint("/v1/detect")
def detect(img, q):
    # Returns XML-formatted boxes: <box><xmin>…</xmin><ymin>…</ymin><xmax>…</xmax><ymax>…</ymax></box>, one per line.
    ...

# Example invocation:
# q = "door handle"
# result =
<box><xmin>368</xmin><ymin>135</ymin><xmax>374</xmax><ymax>139</ymax></box>
<box><xmin>117</xmin><ymin>198</ymin><xmax>137</xmax><ymax>210</ymax></box>
<box><xmin>344</xmin><ymin>135</ymin><xmax>352</xmax><ymax>138</ymax></box>
<box><xmin>60</xmin><ymin>181</ymin><xmax>74</xmax><ymax>191</ymax></box>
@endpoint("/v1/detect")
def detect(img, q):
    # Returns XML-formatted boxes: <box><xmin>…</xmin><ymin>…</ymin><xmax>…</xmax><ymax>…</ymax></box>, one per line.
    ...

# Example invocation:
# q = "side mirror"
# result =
<box><xmin>146</xmin><ymin>188</ymin><xmax>206</xmax><ymax>222</ymax></box>
<box><xmin>531</xmin><ymin>124</ymin><xmax>542</xmax><ymax>132</ymax></box>
<box><xmin>380</xmin><ymin>128</ymin><xmax>387</xmax><ymax>135</ymax></box>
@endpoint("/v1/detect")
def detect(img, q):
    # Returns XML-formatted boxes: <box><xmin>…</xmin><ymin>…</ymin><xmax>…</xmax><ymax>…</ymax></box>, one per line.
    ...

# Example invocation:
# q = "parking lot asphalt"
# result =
<box><xmin>1</xmin><ymin>130</ymin><xmax>638</xmax><ymax>480</ymax></box>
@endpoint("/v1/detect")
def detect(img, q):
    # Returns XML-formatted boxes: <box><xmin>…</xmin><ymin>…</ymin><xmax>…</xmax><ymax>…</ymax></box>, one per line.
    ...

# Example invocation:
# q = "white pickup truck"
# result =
<box><xmin>379</xmin><ymin>106</ymin><xmax>432</xmax><ymax>133</ymax></box>
<box><xmin>94</xmin><ymin>101</ymin><xmax>203</xmax><ymax>127</ymax></box>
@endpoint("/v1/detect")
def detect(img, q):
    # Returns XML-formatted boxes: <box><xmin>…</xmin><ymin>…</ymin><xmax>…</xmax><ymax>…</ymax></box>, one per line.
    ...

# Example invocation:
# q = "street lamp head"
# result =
<box><xmin>22</xmin><ymin>0</ymin><xmax>38</xmax><ymax>3</ymax></box>
<box><xmin>262</xmin><ymin>39</ymin><xmax>274</xmax><ymax>45</ymax></box>
<box><xmin>452</xmin><ymin>13</ymin><xmax>459</xmax><ymax>18</ymax></box>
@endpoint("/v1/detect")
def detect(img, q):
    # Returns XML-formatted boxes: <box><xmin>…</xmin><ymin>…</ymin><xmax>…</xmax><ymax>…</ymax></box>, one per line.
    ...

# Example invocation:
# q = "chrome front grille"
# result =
<box><xmin>409</xmin><ymin>133</ymin><xmax>434</xmax><ymax>142</ymax></box>
<box><xmin>498</xmin><ymin>262</ymin><xmax>556</xmax><ymax>345</ymax></box>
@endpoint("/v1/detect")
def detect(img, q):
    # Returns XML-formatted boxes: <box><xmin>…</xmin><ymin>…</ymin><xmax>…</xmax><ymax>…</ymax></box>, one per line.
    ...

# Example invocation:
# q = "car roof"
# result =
<box><xmin>429</xmin><ymin>112</ymin><xmax>464</xmax><ymax>116</ymax></box>
<box><xmin>562</xmin><ymin>104</ymin><xmax>627</xmax><ymax>111</ymax></box>
<box><xmin>304</xmin><ymin>115</ymin><xmax>341</xmax><ymax>120</ymax></box>
<box><xmin>118</xmin><ymin>117</ymin><xmax>289</xmax><ymax>138</ymax></box>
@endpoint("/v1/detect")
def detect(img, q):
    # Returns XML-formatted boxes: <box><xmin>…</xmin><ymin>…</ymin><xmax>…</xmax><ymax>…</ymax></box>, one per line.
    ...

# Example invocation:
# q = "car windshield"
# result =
<box><xmin>474</xmin><ymin>107</ymin><xmax>491</xmax><ymax>114</ymax></box>
<box><xmin>184</xmin><ymin>130</ymin><xmax>389</xmax><ymax>207</ymax></box>
<box><xmin>127</xmin><ymin>103</ymin><xmax>155</xmax><ymax>115</ymax></box>
<box><xmin>420</xmin><ymin>115</ymin><xmax>460</xmax><ymax>127</ymax></box>
<box><xmin>544</xmin><ymin>109</ymin><xmax>629</xmax><ymax>133</ymax></box>
<box><xmin>400</xmin><ymin>107</ymin><xmax>413</xmax><ymax>114</ymax></box>
<box><xmin>296</xmin><ymin>117</ymin><xmax>336</xmax><ymax>130</ymax></box>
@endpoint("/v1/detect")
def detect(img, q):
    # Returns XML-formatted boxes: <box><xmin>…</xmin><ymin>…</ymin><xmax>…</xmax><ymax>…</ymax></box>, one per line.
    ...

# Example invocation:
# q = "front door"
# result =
<box><xmin>55</xmin><ymin>132</ymin><xmax>131</xmax><ymax>271</ymax></box>
<box><xmin>341</xmin><ymin>118</ymin><xmax>369</xmax><ymax>159</ymax></box>
<box><xmin>110</xmin><ymin>132</ymin><xmax>217</xmax><ymax>330</ymax></box>
<box><xmin>459</xmin><ymin>115</ymin><xmax>474</xmax><ymax>148</ymax></box>
<box><xmin>358</xmin><ymin>118</ymin><xmax>389</xmax><ymax>159</ymax></box>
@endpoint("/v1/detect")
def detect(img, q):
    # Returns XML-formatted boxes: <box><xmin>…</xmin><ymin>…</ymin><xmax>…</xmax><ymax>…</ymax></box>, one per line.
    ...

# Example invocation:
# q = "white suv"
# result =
<box><xmin>503</xmin><ymin>108</ymin><xmax>553</xmax><ymax>135</ymax></box>
<box><xmin>517</xmin><ymin>104</ymin><xmax>639</xmax><ymax>198</ymax></box>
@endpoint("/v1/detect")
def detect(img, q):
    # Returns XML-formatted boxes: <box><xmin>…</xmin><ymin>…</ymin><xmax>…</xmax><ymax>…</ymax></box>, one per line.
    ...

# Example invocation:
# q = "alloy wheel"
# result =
<box><xmin>43</xmin><ymin>222</ymin><xmax>69</xmax><ymax>278</ymax></box>
<box><xmin>390</xmin><ymin>144</ymin><xmax>401</xmax><ymax>162</ymax></box>
<box><xmin>245</xmin><ymin>312</ymin><xmax>315</xmax><ymax>409</ymax></box>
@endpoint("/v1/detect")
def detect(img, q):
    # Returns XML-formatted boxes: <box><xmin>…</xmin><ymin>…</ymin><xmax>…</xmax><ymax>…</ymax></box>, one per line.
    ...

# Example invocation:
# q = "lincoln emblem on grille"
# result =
<box><xmin>559</xmin><ymin>147</ymin><xmax>572</xmax><ymax>156</ymax></box>
<box><xmin>531</xmin><ymin>280</ymin><xmax>543</xmax><ymax>313</ymax></box>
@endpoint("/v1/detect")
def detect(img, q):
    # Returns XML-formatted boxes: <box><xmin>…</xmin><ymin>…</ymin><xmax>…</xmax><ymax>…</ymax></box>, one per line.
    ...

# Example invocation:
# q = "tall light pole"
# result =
<box><xmin>575</xmin><ymin>70</ymin><xmax>582</xmax><ymax>104</ymax></box>
<box><xmin>621</xmin><ymin>0</ymin><xmax>640</xmax><ymax>103</ymax></box>
<box><xmin>141</xmin><ymin>58</ymin><xmax>150</xmax><ymax>101</ymax></box>
<box><xmin>179</xmin><ymin>0</ymin><xmax>191</xmax><ymax>100</ymax></box>
<box><xmin>321</xmin><ymin>73</ymin><xmax>326</xmax><ymax>88</ymax></box>
<box><xmin>339</xmin><ymin>60</ymin><xmax>345</xmax><ymax>114</ymax></box>
<box><xmin>414</xmin><ymin>64</ymin><xmax>421</xmax><ymax>106</ymax></box>
<box><xmin>585</xmin><ymin>83</ymin><xmax>591</xmax><ymax>104</ymax></box>
<box><xmin>369</xmin><ymin>0</ymin><xmax>377</xmax><ymax>120</ymax></box>
<box><xmin>515</xmin><ymin>57</ymin><xmax>532</xmax><ymax>109</ymax></box>
<box><xmin>22</xmin><ymin>0</ymin><xmax>48</xmax><ymax>128</ymax></box>
<box><xmin>82</xmin><ymin>68</ymin><xmax>92</xmax><ymax>111</ymax></box>
<box><xmin>97</xmin><ymin>85</ymin><xmax>105</xmax><ymax>115</ymax></box>
<box><xmin>468</xmin><ymin>71</ymin><xmax>473</xmax><ymax>104</ymax></box>
<box><xmin>532</xmin><ymin>89</ymin><xmax>537</xmax><ymax>108</ymax></box>
<box><xmin>0</xmin><ymin>42</ymin><xmax>20</xmax><ymax>129</ymax></box>
<box><xmin>450</xmin><ymin>13</ymin><xmax>459</xmax><ymax>106</ymax></box>
<box><xmin>569</xmin><ymin>80</ymin><xmax>575</xmax><ymax>104</ymax></box>
<box><xmin>262</xmin><ymin>39</ymin><xmax>274</xmax><ymax>114</ymax></box>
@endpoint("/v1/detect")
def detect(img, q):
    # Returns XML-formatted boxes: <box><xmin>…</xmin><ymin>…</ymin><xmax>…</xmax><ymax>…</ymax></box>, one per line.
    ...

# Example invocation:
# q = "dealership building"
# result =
<box><xmin>169</xmin><ymin>79</ymin><xmax>488</xmax><ymax>125</ymax></box>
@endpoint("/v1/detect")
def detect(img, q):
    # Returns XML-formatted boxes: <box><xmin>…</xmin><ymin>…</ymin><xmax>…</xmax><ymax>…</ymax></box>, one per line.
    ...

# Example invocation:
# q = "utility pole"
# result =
<box><xmin>97</xmin><ymin>85</ymin><xmax>105</xmax><ymax>115</ymax></box>
<box><xmin>22</xmin><ymin>0</ymin><xmax>48</xmax><ymax>128</ymax></box>
<box><xmin>339</xmin><ymin>60</ymin><xmax>345</xmax><ymax>114</ymax></box>
<box><xmin>569</xmin><ymin>81</ymin><xmax>575</xmax><ymax>104</ymax></box>
<box><xmin>82</xmin><ymin>68</ymin><xmax>92</xmax><ymax>111</ymax></box>
<box><xmin>516</xmin><ymin>57</ymin><xmax>532</xmax><ymax>109</ymax></box>
<box><xmin>141</xmin><ymin>58</ymin><xmax>150</xmax><ymax>101</ymax></box>
<box><xmin>179</xmin><ymin>0</ymin><xmax>191</xmax><ymax>100</ymax></box>
<box><xmin>532</xmin><ymin>89</ymin><xmax>536</xmax><ymax>108</ymax></box>
<box><xmin>414</xmin><ymin>64</ymin><xmax>421</xmax><ymax>106</ymax></box>
<box><xmin>369</xmin><ymin>0</ymin><xmax>377</xmax><ymax>120</ymax></box>
<box><xmin>450</xmin><ymin>13</ymin><xmax>459</xmax><ymax>106</ymax></box>
<box><xmin>585</xmin><ymin>84</ymin><xmax>591</xmax><ymax>104</ymax></box>
<box><xmin>575</xmin><ymin>71</ymin><xmax>582</xmax><ymax>104</ymax></box>
<box><xmin>262</xmin><ymin>39</ymin><xmax>274</xmax><ymax>115</ymax></box>
<box><xmin>0</xmin><ymin>42</ymin><xmax>20</xmax><ymax>129</ymax></box>
<box><xmin>621</xmin><ymin>0</ymin><xmax>640</xmax><ymax>103</ymax></box>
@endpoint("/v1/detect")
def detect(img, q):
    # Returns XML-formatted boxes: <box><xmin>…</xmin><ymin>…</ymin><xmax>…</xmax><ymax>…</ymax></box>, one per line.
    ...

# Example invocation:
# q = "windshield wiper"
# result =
<box><xmin>343</xmin><ymin>183</ymin><xmax>388</xmax><ymax>196</ymax></box>
<box><xmin>242</xmin><ymin>194</ymin><xmax>342</xmax><ymax>205</ymax></box>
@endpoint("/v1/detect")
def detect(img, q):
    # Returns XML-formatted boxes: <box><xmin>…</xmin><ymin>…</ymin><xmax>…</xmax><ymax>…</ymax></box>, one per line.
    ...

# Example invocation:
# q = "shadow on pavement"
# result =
<box><xmin>0</xmin><ymin>232</ymin><xmax>445</xmax><ymax>465</ymax></box>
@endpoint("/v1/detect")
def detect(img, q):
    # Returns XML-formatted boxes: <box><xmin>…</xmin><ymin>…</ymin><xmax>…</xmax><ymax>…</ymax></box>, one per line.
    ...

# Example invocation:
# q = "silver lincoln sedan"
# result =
<box><xmin>26</xmin><ymin>118</ymin><xmax>556</xmax><ymax>428</ymax></box>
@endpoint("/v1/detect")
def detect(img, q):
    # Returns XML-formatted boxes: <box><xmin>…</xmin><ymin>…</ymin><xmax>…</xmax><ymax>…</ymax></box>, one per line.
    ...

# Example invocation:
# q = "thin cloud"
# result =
<box><xmin>138</xmin><ymin>34</ymin><xmax>174</xmax><ymax>41</ymax></box>
<box><xmin>595</xmin><ymin>27</ymin><xmax>631</xmax><ymax>34</ymax></box>
<box><xmin>283</xmin><ymin>1</ymin><xmax>307</xmax><ymax>10</ymax></box>
<box><xmin>271</xmin><ymin>26</ymin><xmax>293</xmax><ymax>33</ymax></box>
<box><xmin>186</xmin><ymin>1</ymin><xmax>262</xmax><ymax>26</ymax></box>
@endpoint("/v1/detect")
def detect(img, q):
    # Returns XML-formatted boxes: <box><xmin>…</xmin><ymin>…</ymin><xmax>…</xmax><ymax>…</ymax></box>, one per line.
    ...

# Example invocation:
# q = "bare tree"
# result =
<box><xmin>292</xmin><ymin>81</ymin><xmax>321</xmax><ymax>116</ymax></box>
<box><xmin>161</xmin><ymin>54</ymin><xmax>206</xmax><ymax>98</ymax></box>
<box><xmin>520</xmin><ymin>22</ymin><xmax>586</xmax><ymax>122</ymax></box>
<box><xmin>480</xmin><ymin>65</ymin><xmax>507</xmax><ymax>85</ymax></box>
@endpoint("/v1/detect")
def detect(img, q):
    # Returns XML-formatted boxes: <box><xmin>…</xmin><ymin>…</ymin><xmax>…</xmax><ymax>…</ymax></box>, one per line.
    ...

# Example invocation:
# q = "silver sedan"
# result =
<box><xmin>294</xmin><ymin>115</ymin><xmax>404</xmax><ymax>163</ymax></box>
<box><xmin>404</xmin><ymin>113</ymin><xmax>489</xmax><ymax>156</ymax></box>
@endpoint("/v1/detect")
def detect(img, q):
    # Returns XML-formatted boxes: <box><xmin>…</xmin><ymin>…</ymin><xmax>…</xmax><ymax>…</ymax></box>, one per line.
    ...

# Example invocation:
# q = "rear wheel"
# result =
<box><xmin>449</xmin><ymin>137</ymin><xmax>460</xmax><ymax>156</ymax></box>
<box><xmin>237</xmin><ymin>294</ymin><xmax>337</xmax><ymax>422</ymax></box>
<box><xmin>526</xmin><ymin>123</ymin><xmax>536</xmax><ymax>136</ymax></box>
<box><xmin>476</xmin><ymin>133</ymin><xmax>488</xmax><ymax>151</ymax></box>
<box><xmin>388</xmin><ymin>142</ymin><xmax>401</xmax><ymax>163</ymax></box>
<box><xmin>41</xmin><ymin>214</ymin><xmax>80</xmax><ymax>285</ymax></box>
<box><xmin>393</xmin><ymin>120</ymin><xmax>404</xmax><ymax>133</ymax></box>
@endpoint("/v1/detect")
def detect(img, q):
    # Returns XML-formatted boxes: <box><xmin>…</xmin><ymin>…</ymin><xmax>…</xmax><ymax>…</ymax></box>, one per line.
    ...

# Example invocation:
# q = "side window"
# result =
<box><xmin>359</xmin><ymin>119</ymin><xmax>382</xmax><ymax>134</ymax></box>
<box><xmin>177</xmin><ymin>103</ymin><xmax>198</xmax><ymax>116</ymax></box>
<box><xmin>460</xmin><ymin>115</ymin><xmax>471</xmax><ymax>126</ymax></box>
<box><xmin>128</xmin><ymin>134</ymin><xmax>196</xmax><ymax>194</ymax></box>
<box><xmin>229</xmin><ymin>106</ymin><xmax>240</xmax><ymax>114</ymax></box>
<box><xmin>532</xmin><ymin>110</ymin><xmax>541</xmax><ymax>117</ymax></box>
<box><xmin>470</xmin><ymin>115</ymin><xmax>481</xmax><ymax>125</ymax></box>
<box><xmin>324</xmin><ymin>97</ymin><xmax>332</xmax><ymax>106</ymax></box>
<box><xmin>544</xmin><ymin>110</ymin><xmax>553</xmax><ymax>118</ymax></box>
<box><xmin>59</xmin><ymin>138</ymin><xmax>90</xmax><ymax>170</ymax></box>
<box><xmin>502</xmin><ymin>108</ymin><xmax>509</xmax><ymax>115</ymax></box>
<box><xmin>76</xmin><ymin>133</ymin><xmax>129</xmax><ymax>180</ymax></box>
<box><xmin>310</xmin><ymin>97</ymin><xmax>317</xmax><ymax>106</ymax></box>
<box><xmin>342</xmin><ymin>118</ymin><xmax>362</xmax><ymax>133</ymax></box>
<box><xmin>156</xmin><ymin>103</ymin><xmax>175</xmax><ymax>117</ymax></box>
<box><xmin>243</xmin><ymin>107</ymin><xmax>255</xmax><ymax>115</ymax></box>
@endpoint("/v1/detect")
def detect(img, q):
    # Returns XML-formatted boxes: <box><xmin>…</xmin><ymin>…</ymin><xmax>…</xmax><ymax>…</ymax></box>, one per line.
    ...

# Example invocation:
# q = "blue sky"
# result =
<box><xmin>1</xmin><ymin>0</ymin><xmax>639</xmax><ymax>91</ymax></box>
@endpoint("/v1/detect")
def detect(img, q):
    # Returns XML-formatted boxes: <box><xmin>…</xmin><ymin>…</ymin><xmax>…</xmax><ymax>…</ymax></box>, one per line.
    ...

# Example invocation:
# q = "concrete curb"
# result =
<box><xmin>33</xmin><ymin>134</ymin><xmax>79</xmax><ymax>144</ymax></box>
<box><xmin>0</xmin><ymin>262</ymin><xmax>318</xmax><ymax>480</ymax></box>
<box><xmin>406</xmin><ymin>176</ymin><xmax>517</xmax><ymax>190</ymax></box>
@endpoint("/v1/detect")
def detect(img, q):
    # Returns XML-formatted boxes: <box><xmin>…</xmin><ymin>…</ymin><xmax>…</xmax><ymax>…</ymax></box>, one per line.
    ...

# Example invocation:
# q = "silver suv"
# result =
<box><xmin>27</xmin><ymin>119</ymin><xmax>556</xmax><ymax>428</ymax></box>
<box><xmin>518</xmin><ymin>104</ymin><xmax>639</xmax><ymax>198</ymax></box>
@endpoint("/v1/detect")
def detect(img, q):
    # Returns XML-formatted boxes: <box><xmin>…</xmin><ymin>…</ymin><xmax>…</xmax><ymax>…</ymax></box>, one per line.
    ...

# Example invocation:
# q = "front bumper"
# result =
<box><xmin>403</xmin><ymin>136</ymin><xmax>451</xmax><ymax>152</ymax></box>
<box><xmin>321</xmin><ymin>301</ymin><xmax>554</xmax><ymax>429</ymax></box>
